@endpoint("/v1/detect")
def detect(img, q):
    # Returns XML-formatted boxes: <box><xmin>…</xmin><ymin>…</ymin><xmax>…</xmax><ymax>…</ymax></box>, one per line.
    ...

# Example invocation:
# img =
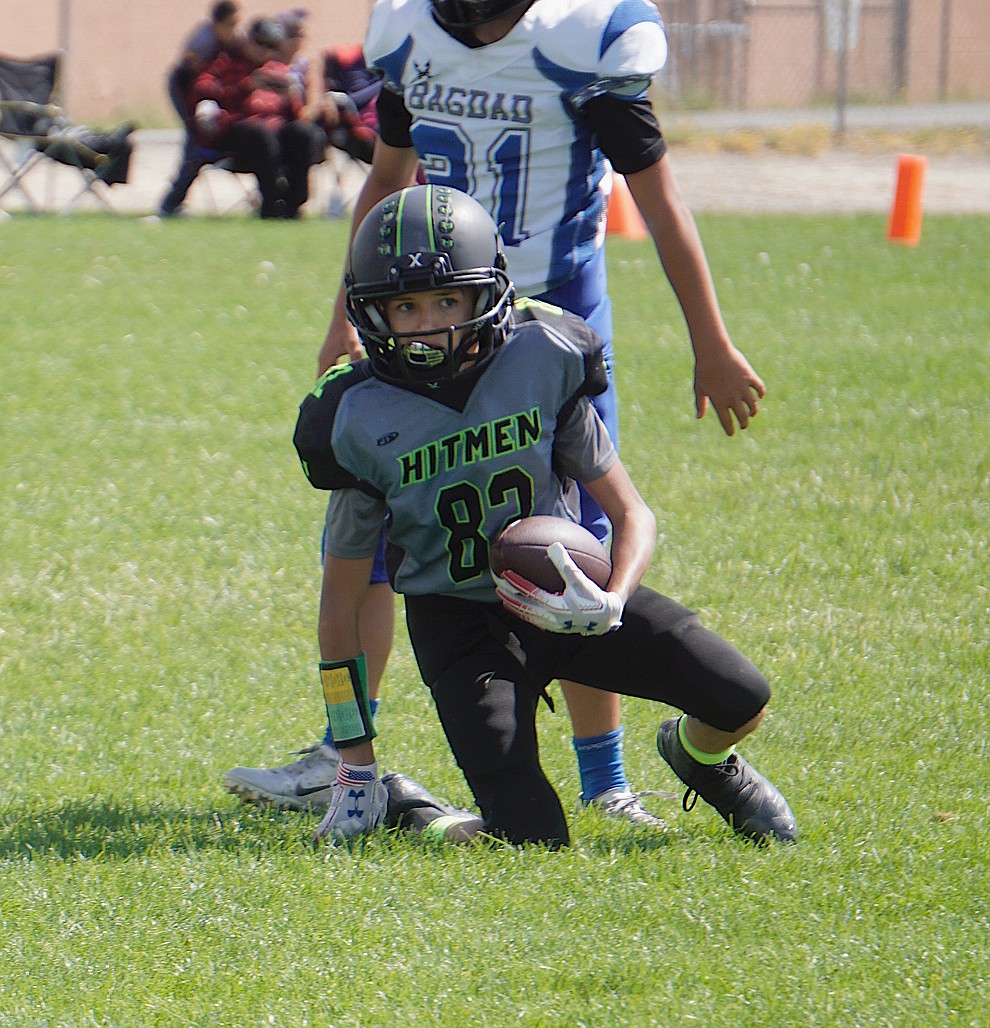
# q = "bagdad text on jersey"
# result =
<box><xmin>407</xmin><ymin>81</ymin><xmax>534</xmax><ymax>124</ymax></box>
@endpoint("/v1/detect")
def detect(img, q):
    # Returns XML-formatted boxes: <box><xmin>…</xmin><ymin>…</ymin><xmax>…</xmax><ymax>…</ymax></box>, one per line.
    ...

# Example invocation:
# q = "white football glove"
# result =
<box><xmin>494</xmin><ymin>541</ymin><xmax>624</xmax><ymax>637</ymax></box>
<box><xmin>312</xmin><ymin>761</ymin><xmax>387</xmax><ymax>844</ymax></box>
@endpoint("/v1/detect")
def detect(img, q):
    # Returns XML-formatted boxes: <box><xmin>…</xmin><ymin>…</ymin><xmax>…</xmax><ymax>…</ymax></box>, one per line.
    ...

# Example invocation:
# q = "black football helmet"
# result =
<box><xmin>431</xmin><ymin>0</ymin><xmax>535</xmax><ymax>30</ymax></box>
<box><xmin>345</xmin><ymin>184</ymin><xmax>514</xmax><ymax>386</ymax></box>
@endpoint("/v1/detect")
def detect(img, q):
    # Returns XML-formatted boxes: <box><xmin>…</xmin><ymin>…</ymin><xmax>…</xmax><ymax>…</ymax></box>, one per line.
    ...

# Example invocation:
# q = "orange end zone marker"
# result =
<box><xmin>887</xmin><ymin>154</ymin><xmax>927</xmax><ymax>246</ymax></box>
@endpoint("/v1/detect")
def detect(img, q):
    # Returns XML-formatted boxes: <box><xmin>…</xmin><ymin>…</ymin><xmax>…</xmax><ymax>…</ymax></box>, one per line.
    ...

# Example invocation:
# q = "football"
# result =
<box><xmin>490</xmin><ymin>516</ymin><xmax>612</xmax><ymax>593</ymax></box>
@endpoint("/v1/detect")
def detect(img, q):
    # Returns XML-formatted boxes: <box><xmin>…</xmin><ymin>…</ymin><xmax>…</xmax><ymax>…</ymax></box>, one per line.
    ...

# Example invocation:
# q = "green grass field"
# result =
<box><xmin>1</xmin><ymin>212</ymin><xmax>988</xmax><ymax>1026</ymax></box>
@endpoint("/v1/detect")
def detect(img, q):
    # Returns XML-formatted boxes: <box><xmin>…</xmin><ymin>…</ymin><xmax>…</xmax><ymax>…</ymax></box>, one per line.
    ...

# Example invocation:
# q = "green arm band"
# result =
<box><xmin>319</xmin><ymin>653</ymin><xmax>377</xmax><ymax>748</ymax></box>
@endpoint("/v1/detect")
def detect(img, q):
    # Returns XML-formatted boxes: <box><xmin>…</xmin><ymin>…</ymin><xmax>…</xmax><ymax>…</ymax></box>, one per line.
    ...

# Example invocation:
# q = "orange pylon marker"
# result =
<box><xmin>887</xmin><ymin>154</ymin><xmax>927</xmax><ymax>246</ymax></box>
<box><xmin>606</xmin><ymin>175</ymin><xmax>648</xmax><ymax>240</ymax></box>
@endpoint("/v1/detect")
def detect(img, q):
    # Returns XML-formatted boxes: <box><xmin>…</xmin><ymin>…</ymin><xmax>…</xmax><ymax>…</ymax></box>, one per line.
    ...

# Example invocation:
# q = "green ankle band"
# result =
<box><xmin>421</xmin><ymin>815</ymin><xmax>470</xmax><ymax>844</ymax></box>
<box><xmin>677</xmin><ymin>715</ymin><xmax>735</xmax><ymax>766</ymax></box>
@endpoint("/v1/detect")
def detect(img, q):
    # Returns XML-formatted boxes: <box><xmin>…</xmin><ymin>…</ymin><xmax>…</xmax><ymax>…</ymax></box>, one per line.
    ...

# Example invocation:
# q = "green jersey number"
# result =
<box><xmin>436</xmin><ymin>467</ymin><xmax>534</xmax><ymax>584</ymax></box>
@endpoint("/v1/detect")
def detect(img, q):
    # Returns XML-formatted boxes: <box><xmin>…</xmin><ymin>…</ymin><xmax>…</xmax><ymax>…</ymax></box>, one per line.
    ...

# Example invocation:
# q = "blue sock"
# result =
<box><xmin>323</xmin><ymin>698</ymin><xmax>381</xmax><ymax>747</ymax></box>
<box><xmin>573</xmin><ymin>727</ymin><xmax>628</xmax><ymax>803</ymax></box>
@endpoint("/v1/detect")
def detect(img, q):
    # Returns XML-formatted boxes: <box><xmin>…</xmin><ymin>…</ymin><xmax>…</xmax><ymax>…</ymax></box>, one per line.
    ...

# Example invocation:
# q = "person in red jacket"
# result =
<box><xmin>159</xmin><ymin>1</ymin><xmax>243</xmax><ymax>217</ymax></box>
<box><xmin>192</xmin><ymin>17</ymin><xmax>323</xmax><ymax>218</ymax></box>
<box><xmin>319</xmin><ymin>43</ymin><xmax>381</xmax><ymax>165</ymax></box>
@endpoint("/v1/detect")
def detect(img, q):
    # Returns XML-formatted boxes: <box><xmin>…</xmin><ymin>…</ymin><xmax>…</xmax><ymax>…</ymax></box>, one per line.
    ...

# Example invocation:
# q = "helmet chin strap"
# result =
<box><xmin>367</xmin><ymin>303</ymin><xmax>390</xmax><ymax>333</ymax></box>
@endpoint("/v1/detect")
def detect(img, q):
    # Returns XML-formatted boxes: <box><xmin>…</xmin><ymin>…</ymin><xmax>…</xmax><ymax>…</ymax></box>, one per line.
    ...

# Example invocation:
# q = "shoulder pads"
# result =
<box><xmin>293</xmin><ymin>360</ymin><xmax>380</xmax><ymax>491</ymax></box>
<box><xmin>530</xmin><ymin>0</ymin><xmax>667</xmax><ymax>100</ymax></box>
<box><xmin>513</xmin><ymin>298</ymin><xmax>608</xmax><ymax>398</ymax></box>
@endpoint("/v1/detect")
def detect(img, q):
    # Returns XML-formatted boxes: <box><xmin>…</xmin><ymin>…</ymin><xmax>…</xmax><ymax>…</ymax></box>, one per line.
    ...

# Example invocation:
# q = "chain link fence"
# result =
<box><xmin>654</xmin><ymin>0</ymin><xmax>986</xmax><ymax>112</ymax></box>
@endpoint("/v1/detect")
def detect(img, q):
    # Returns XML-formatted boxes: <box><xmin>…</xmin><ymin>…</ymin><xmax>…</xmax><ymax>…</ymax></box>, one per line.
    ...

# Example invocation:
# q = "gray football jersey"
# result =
<box><xmin>297</xmin><ymin>307</ymin><xmax>616</xmax><ymax>602</ymax></box>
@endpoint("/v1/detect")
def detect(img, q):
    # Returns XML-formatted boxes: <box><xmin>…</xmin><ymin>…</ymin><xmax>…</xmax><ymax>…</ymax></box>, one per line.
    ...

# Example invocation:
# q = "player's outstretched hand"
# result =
<box><xmin>694</xmin><ymin>343</ymin><xmax>766</xmax><ymax>436</ymax></box>
<box><xmin>311</xmin><ymin>764</ymin><xmax>387</xmax><ymax>845</ymax></box>
<box><xmin>494</xmin><ymin>542</ymin><xmax>623</xmax><ymax>636</ymax></box>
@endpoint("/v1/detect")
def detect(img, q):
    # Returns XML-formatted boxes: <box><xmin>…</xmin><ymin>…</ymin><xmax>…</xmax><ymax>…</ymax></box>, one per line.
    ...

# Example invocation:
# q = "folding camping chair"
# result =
<box><xmin>321</xmin><ymin>145</ymin><xmax>368</xmax><ymax>218</ymax></box>
<box><xmin>182</xmin><ymin>140</ymin><xmax>261</xmax><ymax>216</ymax></box>
<box><xmin>0</xmin><ymin>51</ymin><xmax>134</xmax><ymax>213</ymax></box>
<box><xmin>195</xmin><ymin>154</ymin><xmax>260</xmax><ymax>215</ymax></box>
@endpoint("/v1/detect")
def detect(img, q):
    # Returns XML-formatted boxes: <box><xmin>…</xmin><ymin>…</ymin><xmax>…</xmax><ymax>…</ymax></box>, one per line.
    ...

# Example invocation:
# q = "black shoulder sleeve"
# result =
<box><xmin>575</xmin><ymin>326</ymin><xmax>609</xmax><ymax>400</ymax></box>
<box><xmin>584</xmin><ymin>95</ymin><xmax>666</xmax><ymax>176</ymax></box>
<box><xmin>293</xmin><ymin>361</ymin><xmax>382</xmax><ymax>493</ymax></box>
<box><xmin>376</xmin><ymin>84</ymin><xmax>414</xmax><ymax>148</ymax></box>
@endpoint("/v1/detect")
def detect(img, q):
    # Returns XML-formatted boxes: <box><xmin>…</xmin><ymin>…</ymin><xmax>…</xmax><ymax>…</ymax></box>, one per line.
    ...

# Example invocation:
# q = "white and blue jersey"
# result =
<box><xmin>366</xmin><ymin>0</ymin><xmax>667</xmax><ymax>300</ymax></box>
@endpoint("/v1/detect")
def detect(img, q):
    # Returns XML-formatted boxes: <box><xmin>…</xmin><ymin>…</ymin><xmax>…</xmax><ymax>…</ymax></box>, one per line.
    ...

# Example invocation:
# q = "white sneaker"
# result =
<box><xmin>312</xmin><ymin>766</ymin><xmax>388</xmax><ymax>844</ymax></box>
<box><xmin>223</xmin><ymin>744</ymin><xmax>341</xmax><ymax>811</ymax></box>
<box><xmin>584</xmin><ymin>787</ymin><xmax>673</xmax><ymax>830</ymax></box>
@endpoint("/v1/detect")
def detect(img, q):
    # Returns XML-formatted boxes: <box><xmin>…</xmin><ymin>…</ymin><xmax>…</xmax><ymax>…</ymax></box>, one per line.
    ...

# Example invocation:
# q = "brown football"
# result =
<box><xmin>490</xmin><ymin>516</ymin><xmax>612</xmax><ymax>593</ymax></box>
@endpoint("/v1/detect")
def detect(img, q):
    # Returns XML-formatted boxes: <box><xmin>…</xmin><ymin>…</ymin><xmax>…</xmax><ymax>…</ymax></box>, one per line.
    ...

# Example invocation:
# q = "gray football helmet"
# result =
<box><xmin>345</xmin><ymin>184</ymin><xmax>514</xmax><ymax>386</ymax></box>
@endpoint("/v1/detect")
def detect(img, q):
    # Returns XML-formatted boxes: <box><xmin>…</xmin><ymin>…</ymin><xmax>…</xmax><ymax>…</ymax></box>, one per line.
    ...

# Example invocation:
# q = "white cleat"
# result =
<box><xmin>312</xmin><ymin>773</ymin><xmax>388</xmax><ymax>844</ymax></box>
<box><xmin>584</xmin><ymin>787</ymin><xmax>673</xmax><ymax>830</ymax></box>
<box><xmin>223</xmin><ymin>744</ymin><xmax>341</xmax><ymax>811</ymax></box>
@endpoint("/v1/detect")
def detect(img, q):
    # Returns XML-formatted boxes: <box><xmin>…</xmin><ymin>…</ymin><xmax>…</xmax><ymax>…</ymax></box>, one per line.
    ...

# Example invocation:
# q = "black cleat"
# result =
<box><xmin>381</xmin><ymin>771</ymin><xmax>470</xmax><ymax>831</ymax></box>
<box><xmin>656</xmin><ymin>718</ymin><xmax>797</xmax><ymax>844</ymax></box>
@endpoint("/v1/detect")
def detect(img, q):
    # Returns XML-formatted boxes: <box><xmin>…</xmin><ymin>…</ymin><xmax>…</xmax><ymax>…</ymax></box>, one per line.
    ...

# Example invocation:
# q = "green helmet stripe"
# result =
<box><xmin>395</xmin><ymin>184</ymin><xmax>436</xmax><ymax>257</ymax></box>
<box><xmin>394</xmin><ymin>188</ymin><xmax>407</xmax><ymax>256</ymax></box>
<box><xmin>424</xmin><ymin>183</ymin><xmax>436</xmax><ymax>251</ymax></box>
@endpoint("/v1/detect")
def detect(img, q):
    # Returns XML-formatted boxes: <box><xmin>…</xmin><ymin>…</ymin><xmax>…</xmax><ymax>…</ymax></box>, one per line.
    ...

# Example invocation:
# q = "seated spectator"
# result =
<box><xmin>191</xmin><ymin>17</ymin><xmax>324</xmax><ymax>219</ymax></box>
<box><xmin>318</xmin><ymin>43</ymin><xmax>381</xmax><ymax>165</ymax></box>
<box><xmin>274</xmin><ymin>7</ymin><xmax>328</xmax><ymax>165</ymax></box>
<box><xmin>160</xmin><ymin>0</ymin><xmax>242</xmax><ymax>216</ymax></box>
<box><xmin>274</xmin><ymin>7</ymin><xmax>312</xmax><ymax>97</ymax></box>
<box><xmin>244</xmin><ymin>54</ymin><xmax>302</xmax><ymax>123</ymax></box>
<box><xmin>167</xmin><ymin>1</ymin><xmax>242</xmax><ymax>123</ymax></box>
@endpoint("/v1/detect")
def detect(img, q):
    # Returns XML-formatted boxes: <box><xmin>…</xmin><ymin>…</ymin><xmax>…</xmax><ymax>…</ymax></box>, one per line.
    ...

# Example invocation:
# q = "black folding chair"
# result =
<box><xmin>0</xmin><ymin>51</ymin><xmax>134</xmax><ymax>213</ymax></box>
<box><xmin>163</xmin><ymin>135</ymin><xmax>260</xmax><ymax>217</ymax></box>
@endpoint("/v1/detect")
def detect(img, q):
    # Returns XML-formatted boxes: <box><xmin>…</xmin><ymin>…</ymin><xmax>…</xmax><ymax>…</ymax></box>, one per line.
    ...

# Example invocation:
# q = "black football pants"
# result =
<box><xmin>405</xmin><ymin>587</ymin><xmax>771</xmax><ymax>848</ymax></box>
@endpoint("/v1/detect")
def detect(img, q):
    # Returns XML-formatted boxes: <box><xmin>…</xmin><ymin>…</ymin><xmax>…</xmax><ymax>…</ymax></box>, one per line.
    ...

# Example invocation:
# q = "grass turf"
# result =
<box><xmin>1</xmin><ymin>212</ymin><xmax>988</xmax><ymax>1026</ymax></box>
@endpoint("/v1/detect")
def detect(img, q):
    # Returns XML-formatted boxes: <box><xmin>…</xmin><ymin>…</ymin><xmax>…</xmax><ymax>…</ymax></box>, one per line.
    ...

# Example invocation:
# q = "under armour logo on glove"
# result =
<box><xmin>346</xmin><ymin>787</ymin><xmax>367</xmax><ymax>819</ymax></box>
<box><xmin>494</xmin><ymin>542</ymin><xmax>625</xmax><ymax>637</ymax></box>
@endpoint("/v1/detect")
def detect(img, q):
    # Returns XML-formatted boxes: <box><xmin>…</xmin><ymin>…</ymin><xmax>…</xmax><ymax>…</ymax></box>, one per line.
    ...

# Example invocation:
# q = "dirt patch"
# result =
<box><xmin>662</xmin><ymin>118</ymin><xmax>989</xmax><ymax>214</ymax></box>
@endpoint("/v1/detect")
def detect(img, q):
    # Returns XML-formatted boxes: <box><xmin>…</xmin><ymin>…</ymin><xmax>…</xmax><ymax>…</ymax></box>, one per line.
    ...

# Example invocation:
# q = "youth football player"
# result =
<box><xmin>226</xmin><ymin>0</ymin><xmax>765</xmax><ymax>823</ymax></box>
<box><xmin>299</xmin><ymin>184</ymin><xmax>795</xmax><ymax>848</ymax></box>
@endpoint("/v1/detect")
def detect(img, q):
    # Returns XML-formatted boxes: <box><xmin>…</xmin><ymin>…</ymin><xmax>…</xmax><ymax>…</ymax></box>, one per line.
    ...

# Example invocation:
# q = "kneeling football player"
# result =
<box><xmin>295</xmin><ymin>184</ymin><xmax>797</xmax><ymax>848</ymax></box>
